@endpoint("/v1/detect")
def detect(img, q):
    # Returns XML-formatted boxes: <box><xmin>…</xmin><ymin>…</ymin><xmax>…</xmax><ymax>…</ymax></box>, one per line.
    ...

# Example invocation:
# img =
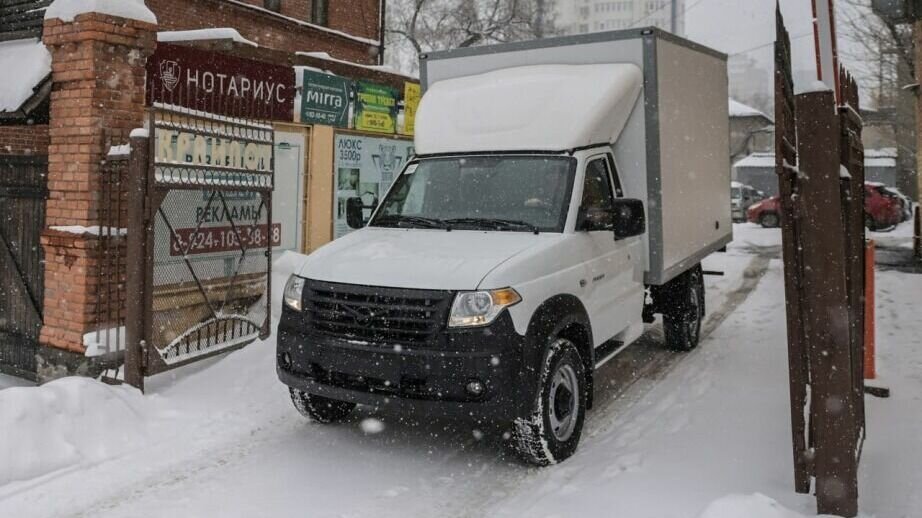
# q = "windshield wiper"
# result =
<box><xmin>445</xmin><ymin>218</ymin><xmax>540</xmax><ymax>234</ymax></box>
<box><xmin>373</xmin><ymin>214</ymin><xmax>449</xmax><ymax>230</ymax></box>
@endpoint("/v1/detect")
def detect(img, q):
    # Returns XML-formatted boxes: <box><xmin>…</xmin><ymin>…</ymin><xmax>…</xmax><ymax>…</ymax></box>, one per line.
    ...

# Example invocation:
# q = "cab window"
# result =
<box><xmin>580</xmin><ymin>158</ymin><xmax>617</xmax><ymax>231</ymax></box>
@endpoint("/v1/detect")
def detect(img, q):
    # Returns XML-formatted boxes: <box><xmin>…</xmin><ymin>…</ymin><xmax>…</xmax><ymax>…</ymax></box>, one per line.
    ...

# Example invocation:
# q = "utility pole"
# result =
<box><xmin>916</xmin><ymin>19</ymin><xmax>922</xmax><ymax>259</ymax></box>
<box><xmin>671</xmin><ymin>0</ymin><xmax>678</xmax><ymax>34</ymax></box>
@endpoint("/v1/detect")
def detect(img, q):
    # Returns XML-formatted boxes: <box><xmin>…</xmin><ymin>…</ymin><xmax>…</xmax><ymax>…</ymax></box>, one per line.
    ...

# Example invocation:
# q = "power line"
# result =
<box><xmin>729</xmin><ymin>31</ymin><xmax>814</xmax><ymax>57</ymax></box>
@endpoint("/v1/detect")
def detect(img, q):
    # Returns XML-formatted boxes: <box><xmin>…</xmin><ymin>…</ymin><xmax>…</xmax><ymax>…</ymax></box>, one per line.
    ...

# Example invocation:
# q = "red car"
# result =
<box><xmin>746</xmin><ymin>183</ymin><xmax>903</xmax><ymax>230</ymax></box>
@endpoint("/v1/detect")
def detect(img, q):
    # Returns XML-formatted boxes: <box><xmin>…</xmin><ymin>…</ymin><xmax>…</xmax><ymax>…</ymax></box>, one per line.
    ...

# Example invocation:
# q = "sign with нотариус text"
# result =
<box><xmin>354</xmin><ymin>81</ymin><xmax>397</xmax><ymax>134</ymax></box>
<box><xmin>148</xmin><ymin>43</ymin><xmax>296</xmax><ymax>121</ymax></box>
<box><xmin>300</xmin><ymin>70</ymin><xmax>352</xmax><ymax>127</ymax></box>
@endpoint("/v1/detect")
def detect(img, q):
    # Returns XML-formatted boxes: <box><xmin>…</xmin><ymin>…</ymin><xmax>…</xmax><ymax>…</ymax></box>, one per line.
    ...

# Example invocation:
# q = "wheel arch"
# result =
<box><xmin>521</xmin><ymin>294</ymin><xmax>596</xmax><ymax>412</ymax></box>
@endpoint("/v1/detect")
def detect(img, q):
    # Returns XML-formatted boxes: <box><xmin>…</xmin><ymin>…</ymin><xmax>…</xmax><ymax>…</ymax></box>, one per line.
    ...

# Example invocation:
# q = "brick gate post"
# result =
<box><xmin>37</xmin><ymin>11</ymin><xmax>157</xmax><ymax>377</ymax></box>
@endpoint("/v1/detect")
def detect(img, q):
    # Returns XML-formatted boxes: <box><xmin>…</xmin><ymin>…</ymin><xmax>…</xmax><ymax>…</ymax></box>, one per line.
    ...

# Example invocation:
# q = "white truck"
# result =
<box><xmin>277</xmin><ymin>28</ymin><xmax>731</xmax><ymax>465</ymax></box>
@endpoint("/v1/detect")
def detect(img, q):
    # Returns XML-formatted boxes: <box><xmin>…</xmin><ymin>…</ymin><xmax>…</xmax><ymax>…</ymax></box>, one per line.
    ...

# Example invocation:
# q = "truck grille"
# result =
<box><xmin>303</xmin><ymin>280</ymin><xmax>453</xmax><ymax>346</ymax></box>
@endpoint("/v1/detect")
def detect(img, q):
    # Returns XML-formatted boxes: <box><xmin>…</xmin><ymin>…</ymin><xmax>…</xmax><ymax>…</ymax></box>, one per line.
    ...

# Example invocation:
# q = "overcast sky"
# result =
<box><xmin>686</xmin><ymin>0</ymin><xmax>818</xmax><ymax>78</ymax></box>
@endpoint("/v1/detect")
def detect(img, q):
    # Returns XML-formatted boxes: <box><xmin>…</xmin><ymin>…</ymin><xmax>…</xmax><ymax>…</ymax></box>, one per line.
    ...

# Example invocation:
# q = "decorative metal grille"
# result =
<box><xmin>142</xmin><ymin>103</ymin><xmax>274</xmax><ymax>373</ymax></box>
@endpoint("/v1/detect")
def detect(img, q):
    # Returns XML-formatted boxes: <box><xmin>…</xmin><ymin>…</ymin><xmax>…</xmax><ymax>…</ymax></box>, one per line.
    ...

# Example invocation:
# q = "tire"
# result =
<box><xmin>663</xmin><ymin>266</ymin><xmax>705</xmax><ymax>352</ymax></box>
<box><xmin>289</xmin><ymin>388</ymin><xmax>355</xmax><ymax>423</ymax></box>
<box><xmin>760</xmin><ymin>212</ymin><xmax>780</xmax><ymax>228</ymax></box>
<box><xmin>511</xmin><ymin>338</ymin><xmax>587</xmax><ymax>466</ymax></box>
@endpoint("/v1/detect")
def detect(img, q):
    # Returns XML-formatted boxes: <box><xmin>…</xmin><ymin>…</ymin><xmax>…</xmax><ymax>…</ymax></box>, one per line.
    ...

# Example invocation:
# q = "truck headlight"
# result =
<box><xmin>449</xmin><ymin>288</ymin><xmax>521</xmax><ymax>328</ymax></box>
<box><xmin>283</xmin><ymin>275</ymin><xmax>305</xmax><ymax>311</ymax></box>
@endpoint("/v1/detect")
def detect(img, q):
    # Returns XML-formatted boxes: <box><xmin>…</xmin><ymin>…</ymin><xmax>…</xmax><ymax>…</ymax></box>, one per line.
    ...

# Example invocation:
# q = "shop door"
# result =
<box><xmin>274</xmin><ymin>131</ymin><xmax>306</xmax><ymax>253</ymax></box>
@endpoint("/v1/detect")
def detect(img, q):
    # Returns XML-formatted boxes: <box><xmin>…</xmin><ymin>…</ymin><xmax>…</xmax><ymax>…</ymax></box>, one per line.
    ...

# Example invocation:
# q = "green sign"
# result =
<box><xmin>354</xmin><ymin>81</ymin><xmax>397</xmax><ymax>134</ymax></box>
<box><xmin>300</xmin><ymin>71</ymin><xmax>351</xmax><ymax>127</ymax></box>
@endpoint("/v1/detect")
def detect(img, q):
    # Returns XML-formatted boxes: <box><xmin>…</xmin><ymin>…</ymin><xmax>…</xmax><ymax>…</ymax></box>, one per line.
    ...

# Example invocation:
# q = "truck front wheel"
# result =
<box><xmin>511</xmin><ymin>338</ymin><xmax>587</xmax><ymax>466</ymax></box>
<box><xmin>663</xmin><ymin>266</ymin><xmax>705</xmax><ymax>351</ymax></box>
<box><xmin>289</xmin><ymin>388</ymin><xmax>356</xmax><ymax>423</ymax></box>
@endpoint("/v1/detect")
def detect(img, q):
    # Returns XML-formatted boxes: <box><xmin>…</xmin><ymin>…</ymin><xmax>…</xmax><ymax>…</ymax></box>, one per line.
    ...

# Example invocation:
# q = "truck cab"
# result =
<box><xmin>277</xmin><ymin>29</ymin><xmax>730</xmax><ymax>465</ymax></box>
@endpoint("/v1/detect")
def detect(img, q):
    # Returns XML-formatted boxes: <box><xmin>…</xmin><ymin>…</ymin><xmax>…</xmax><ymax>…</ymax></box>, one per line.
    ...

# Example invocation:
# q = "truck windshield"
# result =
<box><xmin>370</xmin><ymin>156</ymin><xmax>577</xmax><ymax>233</ymax></box>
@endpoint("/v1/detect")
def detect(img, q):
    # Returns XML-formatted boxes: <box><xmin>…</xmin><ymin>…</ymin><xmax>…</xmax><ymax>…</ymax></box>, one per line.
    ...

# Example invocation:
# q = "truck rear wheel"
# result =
<box><xmin>289</xmin><ymin>388</ymin><xmax>356</xmax><ymax>423</ymax></box>
<box><xmin>663</xmin><ymin>266</ymin><xmax>705</xmax><ymax>351</ymax></box>
<box><xmin>511</xmin><ymin>338</ymin><xmax>587</xmax><ymax>466</ymax></box>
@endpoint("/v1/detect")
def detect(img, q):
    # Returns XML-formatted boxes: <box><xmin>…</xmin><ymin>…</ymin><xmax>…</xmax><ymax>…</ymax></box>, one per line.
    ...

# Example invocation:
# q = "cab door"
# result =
<box><xmin>578</xmin><ymin>154</ymin><xmax>645</xmax><ymax>345</ymax></box>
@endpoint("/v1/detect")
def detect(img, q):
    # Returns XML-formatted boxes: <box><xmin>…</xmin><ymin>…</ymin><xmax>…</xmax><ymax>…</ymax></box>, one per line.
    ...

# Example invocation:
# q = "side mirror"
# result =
<box><xmin>612</xmin><ymin>198</ymin><xmax>645</xmax><ymax>240</ymax></box>
<box><xmin>579</xmin><ymin>207</ymin><xmax>615</xmax><ymax>231</ymax></box>
<box><xmin>346</xmin><ymin>197</ymin><xmax>365</xmax><ymax>229</ymax></box>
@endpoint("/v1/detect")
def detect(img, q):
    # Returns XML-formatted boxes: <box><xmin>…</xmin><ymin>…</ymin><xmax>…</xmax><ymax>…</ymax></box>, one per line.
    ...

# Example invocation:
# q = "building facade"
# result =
<box><xmin>0</xmin><ymin>0</ymin><xmax>418</xmax><ymax>381</ymax></box>
<box><xmin>556</xmin><ymin>0</ymin><xmax>685</xmax><ymax>36</ymax></box>
<box><xmin>727</xmin><ymin>55</ymin><xmax>770</xmax><ymax>115</ymax></box>
<box><xmin>729</xmin><ymin>99</ymin><xmax>774</xmax><ymax>179</ymax></box>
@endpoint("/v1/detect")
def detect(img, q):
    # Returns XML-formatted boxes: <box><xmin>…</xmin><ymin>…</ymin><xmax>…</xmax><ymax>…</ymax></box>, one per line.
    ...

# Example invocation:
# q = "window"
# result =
<box><xmin>372</xmin><ymin>156</ymin><xmax>577</xmax><ymax>233</ymax></box>
<box><xmin>264</xmin><ymin>0</ymin><xmax>281</xmax><ymax>12</ymax></box>
<box><xmin>580</xmin><ymin>158</ymin><xmax>619</xmax><ymax>231</ymax></box>
<box><xmin>582</xmin><ymin>158</ymin><xmax>616</xmax><ymax>214</ymax></box>
<box><xmin>311</xmin><ymin>0</ymin><xmax>328</xmax><ymax>26</ymax></box>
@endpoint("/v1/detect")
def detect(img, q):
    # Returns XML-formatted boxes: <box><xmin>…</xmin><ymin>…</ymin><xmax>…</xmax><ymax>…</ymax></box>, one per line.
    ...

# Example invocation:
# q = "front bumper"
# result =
<box><xmin>276</xmin><ymin>309</ymin><xmax>530</xmax><ymax>421</ymax></box>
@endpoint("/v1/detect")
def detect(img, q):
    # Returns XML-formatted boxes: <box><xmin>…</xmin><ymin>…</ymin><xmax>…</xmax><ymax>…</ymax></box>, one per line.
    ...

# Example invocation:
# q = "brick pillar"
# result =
<box><xmin>39</xmin><ymin>13</ymin><xmax>156</xmax><ymax>355</ymax></box>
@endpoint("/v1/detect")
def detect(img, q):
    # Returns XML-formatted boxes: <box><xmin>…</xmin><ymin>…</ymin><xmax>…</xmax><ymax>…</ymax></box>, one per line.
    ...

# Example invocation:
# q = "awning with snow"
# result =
<box><xmin>0</xmin><ymin>38</ymin><xmax>51</xmax><ymax>122</ymax></box>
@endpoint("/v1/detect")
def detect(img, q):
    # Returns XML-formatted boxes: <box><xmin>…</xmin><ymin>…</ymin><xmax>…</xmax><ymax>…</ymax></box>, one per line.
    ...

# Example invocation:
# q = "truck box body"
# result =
<box><xmin>418</xmin><ymin>28</ymin><xmax>732</xmax><ymax>285</ymax></box>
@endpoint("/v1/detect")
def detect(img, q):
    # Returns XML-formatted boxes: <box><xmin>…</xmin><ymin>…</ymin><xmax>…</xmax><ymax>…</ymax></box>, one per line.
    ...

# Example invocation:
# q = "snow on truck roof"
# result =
<box><xmin>414</xmin><ymin>64</ymin><xmax>643</xmax><ymax>155</ymax></box>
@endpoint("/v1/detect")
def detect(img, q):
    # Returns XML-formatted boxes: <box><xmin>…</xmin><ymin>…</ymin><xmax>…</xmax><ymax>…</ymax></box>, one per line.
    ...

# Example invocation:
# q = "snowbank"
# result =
<box><xmin>0</xmin><ymin>377</ymin><xmax>157</xmax><ymax>486</ymax></box>
<box><xmin>0</xmin><ymin>251</ymin><xmax>304</xmax><ymax>488</ymax></box>
<box><xmin>45</xmin><ymin>0</ymin><xmax>157</xmax><ymax>24</ymax></box>
<box><xmin>697</xmin><ymin>494</ymin><xmax>829</xmax><ymax>518</ymax></box>
<box><xmin>0</xmin><ymin>39</ymin><xmax>51</xmax><ymax>112</ymax></box>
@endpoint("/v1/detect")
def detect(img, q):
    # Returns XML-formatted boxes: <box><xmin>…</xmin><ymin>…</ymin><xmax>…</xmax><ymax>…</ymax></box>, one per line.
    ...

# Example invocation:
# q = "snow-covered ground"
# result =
<box><xmin>0</xmin><ymin>374</ymin><xmax>32</xmax><ymax>390</ymax></box>
<box><xmin>1</xmin><ymin>223</ymin><xmax>919</xmax><ymax>517</ymax></box>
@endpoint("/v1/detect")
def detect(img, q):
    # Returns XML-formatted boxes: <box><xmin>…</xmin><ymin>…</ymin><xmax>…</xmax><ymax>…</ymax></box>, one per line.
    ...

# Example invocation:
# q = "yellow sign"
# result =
<box><xmin>356</xmin><ymin>110</ymin><xmax>395</xmax><ymax>134</ymax></box>
<box><xmin>402</xmin><ymin>82</ymin><xmax>421</xmax><ymax>136</ymax></box>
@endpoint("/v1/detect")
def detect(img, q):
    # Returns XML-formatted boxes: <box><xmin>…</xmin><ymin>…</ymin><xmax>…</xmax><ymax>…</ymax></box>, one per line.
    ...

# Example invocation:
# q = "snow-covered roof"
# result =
<box><xmin>415</xmin><ymin>64</ymin><xmax>643</xmax><ymax>155</ymax></box>
<box><xmin>728</xmin><ymin>99</ymin><xmax>772</xmax><ymax>123</ymax></box>
<box><xmin>865</xmin><ymin>147</ymin><xmax>897</xmax><ymax>158</ymax></box>
<box><xmin>296</xmin><ymin>52</ymin><xmax>418</xmax><ymax>80</ymax></box>
<box><xmin>0</xmin><ymin>38</ymin><xmax>51</xmax><ymax>113</ymax></box>
<box><xmin>733</xmin><ymin>152</ymin><xmax>775</xmax><ymax>169</ymax></box>
<box><xmin>159</xmin><ymin>29</ymin><xmax>257</xmax><ymax>47</ymax></box>
<box><xmin>866</xmin><ymin>157</ymin><xmax>896</xmax><ymax>168</ymax></box>
<box><xmin>735</xmin><ymin>150</ymin><xmax>896</xmax><ymax>169</ymax></box>
<box><xmin>45</xmin><ymin>0</ymin><xmax>157</xmax><ymax>24</ymax></box>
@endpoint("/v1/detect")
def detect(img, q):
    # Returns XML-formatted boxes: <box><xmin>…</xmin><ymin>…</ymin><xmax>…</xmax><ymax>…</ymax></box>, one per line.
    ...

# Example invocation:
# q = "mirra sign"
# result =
<box><xmin>148</xmin><ymin>43</ymin><xmax>296</xmax><ymax>121</ymax></box>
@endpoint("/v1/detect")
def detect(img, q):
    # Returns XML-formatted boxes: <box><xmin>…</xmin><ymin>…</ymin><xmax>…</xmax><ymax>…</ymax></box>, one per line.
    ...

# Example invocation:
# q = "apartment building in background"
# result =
<box><xmin>556</xmin><ymin>0</ymin><xmax>686</xmax><ymax>36</ymax></box>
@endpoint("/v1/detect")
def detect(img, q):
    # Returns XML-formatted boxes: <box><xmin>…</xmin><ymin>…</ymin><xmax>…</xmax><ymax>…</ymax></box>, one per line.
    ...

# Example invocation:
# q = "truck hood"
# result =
<box><xmin>298</xmin><ymin>228</ymin><xmax>558</xmax><ymax>290</ymax></box>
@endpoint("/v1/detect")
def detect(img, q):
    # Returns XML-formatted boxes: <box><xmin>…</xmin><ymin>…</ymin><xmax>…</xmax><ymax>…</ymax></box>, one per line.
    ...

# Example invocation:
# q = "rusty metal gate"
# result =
<box><xmin>0</xmin><ymin>155</ymin><xmax>47</xmax><ymax>379</ymax></box>
<box><xmin>126</xmin><ymin>104</ymin><xmax>274</xmax><ymax>390</ymax></box>
<box><xmin>776</xmin><ymin>6</ymin><xmax>866</xmax><ymax>516</ymax></box>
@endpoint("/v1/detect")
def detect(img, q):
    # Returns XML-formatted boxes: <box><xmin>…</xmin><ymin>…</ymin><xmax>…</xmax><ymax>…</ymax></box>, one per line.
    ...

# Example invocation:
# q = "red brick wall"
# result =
<box><xmin>39</xmin><ymin>14</ymin><xmax>157</xmax><ymax>353</ymax></box>
<box><xmin>0</xmin><ymin>125</ymin><xmax>50</xmax><ymax>155</ymax></box>
<box><xmin>328</xmin><ymin>0</ymin><xmax>380</xmax><ymax>42</ymax></box>
<box><xmin>236</xmin><ymin>0</ymin><xmax>310</xmax><ymax>21</ymax></box>
<box><xmin>149</xmin><ymin>0</ymin><xmax>380</xmax><ymax>64</ymax></box>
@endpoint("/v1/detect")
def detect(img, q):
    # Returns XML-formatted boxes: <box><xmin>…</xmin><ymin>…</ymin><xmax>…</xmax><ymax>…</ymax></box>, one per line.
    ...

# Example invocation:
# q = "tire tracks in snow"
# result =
<box><xmin>453</xmin><ymin>253</ymin><xmax>773</xmax><ymax>518</ymax></box>
<box><xmin>43</xmin><ymin>255</ymin><xmax>772</xmax><ymax>518</ymax></box>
